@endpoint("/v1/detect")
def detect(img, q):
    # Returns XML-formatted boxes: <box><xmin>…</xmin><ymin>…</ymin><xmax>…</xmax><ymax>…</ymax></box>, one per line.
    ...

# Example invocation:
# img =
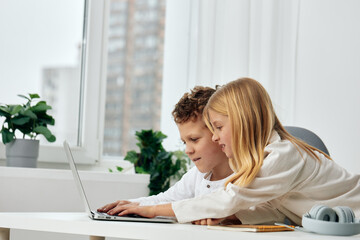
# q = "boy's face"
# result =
<box><xmin>177</xmin><ymin>117</ymin><xmax>227</xmax><ymax>173</ymax></box>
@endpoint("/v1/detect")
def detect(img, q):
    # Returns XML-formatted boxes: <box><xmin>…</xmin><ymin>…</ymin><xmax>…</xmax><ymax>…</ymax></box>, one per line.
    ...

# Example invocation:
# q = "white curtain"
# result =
<box><xmin>189</xmin><ymin>0</ymin><xmax>301</xmax><ymax>123</ymax></box>
<box><xmin>162</xmin><ymin>0</ymin><xmax>301</xmax><ymax>150</ymax></box>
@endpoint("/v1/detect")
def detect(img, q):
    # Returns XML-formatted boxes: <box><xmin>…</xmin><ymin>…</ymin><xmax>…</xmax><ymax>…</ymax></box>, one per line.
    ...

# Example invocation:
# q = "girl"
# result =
<box><xmin>118</xmin><ymin>78</ymin><xmax>360</xmax><ymax>226</ymax></box>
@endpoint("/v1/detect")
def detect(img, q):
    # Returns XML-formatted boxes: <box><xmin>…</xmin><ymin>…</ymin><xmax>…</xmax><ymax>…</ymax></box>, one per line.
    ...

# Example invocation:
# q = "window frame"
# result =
<box><xmin>38</xmin><ymin>0</ymin><xmax>108</xmax><ymax>164</ymax></box>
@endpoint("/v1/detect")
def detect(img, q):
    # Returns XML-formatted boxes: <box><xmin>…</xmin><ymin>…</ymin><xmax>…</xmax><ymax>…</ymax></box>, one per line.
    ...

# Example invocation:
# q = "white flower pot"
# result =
<box><xmin>5</xmin><ymin>139</ymin><xmax>39</xmax><ymax>168</ymax></box>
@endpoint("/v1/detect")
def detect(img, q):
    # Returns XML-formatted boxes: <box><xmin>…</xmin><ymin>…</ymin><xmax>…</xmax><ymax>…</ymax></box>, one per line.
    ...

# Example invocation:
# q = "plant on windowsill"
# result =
<box><xmin>0</xmin><ymin>93</ymin><xmax>56</xmax><ymax>168</ymax></box>
<box><xmin>123</xmin><ymin>129</ymin><xmax>190</xmax><ymax>196</ymax></box>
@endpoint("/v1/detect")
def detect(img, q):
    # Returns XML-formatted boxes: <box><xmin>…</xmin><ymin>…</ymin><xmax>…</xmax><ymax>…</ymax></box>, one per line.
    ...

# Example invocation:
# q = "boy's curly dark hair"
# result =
<box><xmin>172</xmin><ymin>86</ymin><xmax>216</xmax><ymax>124</ymax></box>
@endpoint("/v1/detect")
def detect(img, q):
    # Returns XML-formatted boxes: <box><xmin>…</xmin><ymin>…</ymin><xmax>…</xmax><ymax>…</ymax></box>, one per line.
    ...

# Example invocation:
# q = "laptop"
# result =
<box><xmin>63</xmin><ymin>141</ymin><xmax>176</xmax><ymax>223</ymax></box>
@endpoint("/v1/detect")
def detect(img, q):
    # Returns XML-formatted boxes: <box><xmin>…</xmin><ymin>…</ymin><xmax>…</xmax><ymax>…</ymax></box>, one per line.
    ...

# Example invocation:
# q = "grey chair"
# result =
<box><xmin>284</xmin><ymin>126</ymin><xmax>330</xmax><ymax>156</ymax></box>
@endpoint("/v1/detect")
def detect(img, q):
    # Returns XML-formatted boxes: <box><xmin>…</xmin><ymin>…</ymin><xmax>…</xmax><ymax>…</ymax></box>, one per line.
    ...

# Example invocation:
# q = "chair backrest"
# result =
<box><xmin>284</xmin><ymin>126</ymin><xmax>330</xmax><ymax>156</ymax></box>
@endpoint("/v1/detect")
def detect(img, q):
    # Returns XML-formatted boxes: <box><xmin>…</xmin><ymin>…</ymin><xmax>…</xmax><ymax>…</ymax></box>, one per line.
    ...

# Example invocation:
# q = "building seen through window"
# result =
<box><xmin>42</xmin><ymin>66</ymin><xmax>81</xmax><ymax>145</ymax></box>
<box><xmin>103</xmin><ymin>0</ymin><xmax>166</xmax><ymax>156</ymax></box>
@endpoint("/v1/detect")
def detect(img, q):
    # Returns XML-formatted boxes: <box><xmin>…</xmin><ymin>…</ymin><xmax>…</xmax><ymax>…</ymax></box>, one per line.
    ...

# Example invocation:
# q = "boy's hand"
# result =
<box><xmin>191</xmin><ymin>214</ymin><xmax>241</xmax><ymax>225</ymax></box>
<box><xmin>97</xmin><ymin>200</ymin><xmax>139</xmax><ymax>215</ymax></box>
<box><xmin>191</xmin><ymin>218</ymin><xmax>223</xmax><ymax>225</ymax></box>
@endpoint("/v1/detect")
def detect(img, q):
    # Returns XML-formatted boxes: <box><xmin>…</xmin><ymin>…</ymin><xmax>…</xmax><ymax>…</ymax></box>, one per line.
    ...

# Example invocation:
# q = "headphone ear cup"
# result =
<box><xmin>309</xmin><ymin>205</ymin><xmax>337</xmax><ymax>222</ymax></box>
<box><xmin>302</xmin><ymin>205</ymin><xmax>360</xmax><ymax>236</ymax></box>
<box><xmin>333</xmin><ymin>206</ymin><xmax>355</xmax><ymax>223</ymax></box>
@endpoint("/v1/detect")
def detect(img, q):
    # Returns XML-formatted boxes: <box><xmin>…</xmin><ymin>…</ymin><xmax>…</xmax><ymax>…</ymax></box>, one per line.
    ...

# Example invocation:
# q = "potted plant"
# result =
<box><xmin>124</xmin><ymin>129</ymin><xmax>190</xmax><ymax>195</ymax></box>
<box><xmin>0</xmin><ymin>93</ymin><xmax>56</xmax><ymax>167</ymax></box>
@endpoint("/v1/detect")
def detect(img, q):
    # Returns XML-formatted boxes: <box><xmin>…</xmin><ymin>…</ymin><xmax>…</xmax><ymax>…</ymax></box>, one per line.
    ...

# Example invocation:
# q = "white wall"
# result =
<box><xmin>294</xmin><ymin>0</ymin><xmax>360</xmax><ymax>172</ymax></box>
<box><xmin>0</xmin><ymin>166</ymin><xmax>149</xmax><ymax>212</ymax></box>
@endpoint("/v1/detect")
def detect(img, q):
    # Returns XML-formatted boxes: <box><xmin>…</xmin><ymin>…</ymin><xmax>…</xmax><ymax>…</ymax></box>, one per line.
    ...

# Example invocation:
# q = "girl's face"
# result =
<box><xmin>177</xmin><ymin>117</ymin><xmax>228</xmax><ymax>174</ymax></box>
<box><xmin>208</xmin><ymin>110</ymin><xmax>233</xmax><ymax>159</ymax></box>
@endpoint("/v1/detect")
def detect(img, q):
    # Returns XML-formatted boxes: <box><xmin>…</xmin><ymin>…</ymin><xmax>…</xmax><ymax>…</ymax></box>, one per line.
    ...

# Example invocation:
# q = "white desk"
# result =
<box><xmin>0</xmin><ymin>212</ymin><xmax>359</xmax><ymax>240</ymax></box>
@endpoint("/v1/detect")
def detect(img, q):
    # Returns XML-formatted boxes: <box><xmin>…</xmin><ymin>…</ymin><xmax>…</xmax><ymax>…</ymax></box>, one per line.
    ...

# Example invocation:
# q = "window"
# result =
<box><xmin>0</xmin><ymin>0</ymin><xmax>191</xmax><ymax>164</ymax></box>
<box><xmin>0</xmin><ymin>1</ymin><xmax>84</xmax><ymax>147</ymax></box>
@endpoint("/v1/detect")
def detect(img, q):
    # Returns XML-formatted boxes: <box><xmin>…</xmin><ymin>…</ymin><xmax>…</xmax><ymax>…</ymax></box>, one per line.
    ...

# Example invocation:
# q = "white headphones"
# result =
<box><xmin>302</xmin><ymin>205</ymin><xmax>360</xmax><ymax>236</ymax></box>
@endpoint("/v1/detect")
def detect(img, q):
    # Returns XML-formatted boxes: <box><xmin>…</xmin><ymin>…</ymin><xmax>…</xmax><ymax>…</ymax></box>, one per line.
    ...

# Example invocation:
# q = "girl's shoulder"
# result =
<box><xmin>262</xmin><ymin>131</ymin><xmax>319</xmax><ymax>176</ymax></box>
<box><xmin>265</xmin><ymin>131</ymin><xmax>300</xmax><ymax>157</ymax></box>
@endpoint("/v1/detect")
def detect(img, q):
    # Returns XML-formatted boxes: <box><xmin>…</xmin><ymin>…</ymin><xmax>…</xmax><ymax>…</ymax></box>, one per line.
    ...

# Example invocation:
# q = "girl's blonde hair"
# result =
<box><xmin>203</xmin><ymin>78</ymin><xmax>331</xmax><ymax>187</ymax></box>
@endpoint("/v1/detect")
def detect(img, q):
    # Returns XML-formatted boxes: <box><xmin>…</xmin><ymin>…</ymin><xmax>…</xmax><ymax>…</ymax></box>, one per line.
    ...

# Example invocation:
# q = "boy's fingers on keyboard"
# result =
<box><xmin>99</xmin><ymin>202</ymin><xmax>117</xmax><ymax>212</ymax></box>
<box><xmin>99</xmin><ymin>200</ymin><xmax>133</xmax><ymax>212</ymax></box>
<box><xmin>108</xmin><ymin>204</ymin><xmax>130</xmax><ymax>215</ymax></box>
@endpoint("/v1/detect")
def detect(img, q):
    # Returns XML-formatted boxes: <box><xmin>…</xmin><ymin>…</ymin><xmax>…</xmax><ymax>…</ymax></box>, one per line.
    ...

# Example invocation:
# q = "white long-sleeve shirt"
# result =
<box><xmin>172</xmin><ymin>131</ymin><xmax>360</xmax><ymax>225</ymax></box>
<box><xmin>129</xmin><ymin>166</ymin><xmax>233</xmax><ymax>206</ymax></box>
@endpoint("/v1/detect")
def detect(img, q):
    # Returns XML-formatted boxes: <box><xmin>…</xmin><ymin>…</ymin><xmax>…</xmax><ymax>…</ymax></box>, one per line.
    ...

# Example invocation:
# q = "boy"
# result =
<box><xmin>97</xmin><ymin>86</ymin><xmax>233</xmax><ymax>214</ymax></box>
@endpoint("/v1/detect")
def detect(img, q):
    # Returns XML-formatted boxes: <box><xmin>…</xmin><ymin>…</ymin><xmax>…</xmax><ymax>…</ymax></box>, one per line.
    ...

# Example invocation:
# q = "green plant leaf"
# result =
<box><xmin>11</xmin><ymin>116</ymin><xmax>30</xmax><ymax>125</ymax></box>
<box><xmin>29</xmin><ymin>93</ymin><xmax>40</xmax><ymax>99</ymax></box>
<box><xmin>8</xmin><ymin>105</ymin><xmax>22</xmax><ymax>115</ymax></box>
<box><xmin>22</xmin><ymin>109</ymin><xmax>37</xmax><ymax>119</ymax></box>
<box><xmin>31</xmin><ymin>101</ymin><xmax>52</xmax><ymax>112</ymax></box>
<box><xmin>0</xmin><ymin>107</ymin><xmax>10</xmax><ymax>117</ymax></box>
<box><xmin>1</xmin><ymin>128</ymin><xmax>15</xmax><ymax>144</ymax></box>
<box><xmin>135</xmin><ymin>166</ymin><xmax>148</xmax><ymax>174</ymax></box>
<box><xmin>124</xmin><ymin>150</ymin><xmax>138</xmax><ymax>164</ymax></box>
<box><xmin>37</xmin><ymin>113</ymin><xmax>55</xmax><ymax>126</ymax></box>
<box><xmin>47</xmin><ymin>135</ymin><xmax>56</xmax><ymax>142</ymax></box>
<box><xmin>33</xmin><ymin>126</ymin><xmax>56</xmax><ymax>142</ymax></box>
<box><xmin>8</xmin><ymin>105</ymin><xmax>21</xmax><ymax>115</ymax></box>
<box><xmin>17</xmin><ymin>94</ymin><xmax>30</xmax><ymax>101</ymax></box>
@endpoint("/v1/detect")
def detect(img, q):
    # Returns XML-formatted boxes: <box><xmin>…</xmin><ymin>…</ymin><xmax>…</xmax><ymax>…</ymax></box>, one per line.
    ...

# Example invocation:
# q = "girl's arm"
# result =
<box><xmin>235</xmin><ymin>201</ymin><xmax>285</xmax><ymax>225</ymax></box>
<box><xmin>171</xmin><ymin>139</ymin><xmax>311</xmax><ymax>223</ymax></box>
<box><xmin>191</xmin><ymin>202</ymin><xmax>283</xmax><ymax>225</ymax></box>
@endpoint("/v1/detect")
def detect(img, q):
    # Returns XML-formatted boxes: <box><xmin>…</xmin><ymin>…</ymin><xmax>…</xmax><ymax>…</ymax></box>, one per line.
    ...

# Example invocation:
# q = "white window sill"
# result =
<box><xmin>0</xmin><ymin>156</ymin><xmax>136</xmax><ymax>174</ymax></box>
